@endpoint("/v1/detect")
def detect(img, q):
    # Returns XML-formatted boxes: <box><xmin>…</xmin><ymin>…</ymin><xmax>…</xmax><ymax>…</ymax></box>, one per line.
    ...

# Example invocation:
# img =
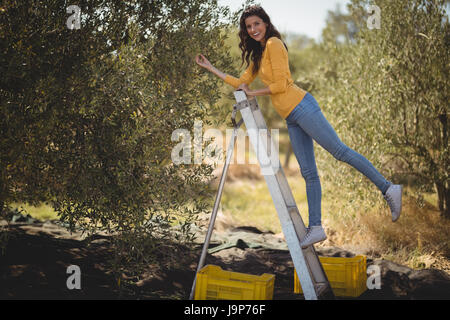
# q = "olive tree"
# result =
<box><xmin>0</xmin><ymin>0</ymin><xmax>237</xmax><ymax>277</ymax></box>
<box><xmin>312</xmin><ymin>0</ymin><xmax>449</xmax><ymax>218</ymax></box>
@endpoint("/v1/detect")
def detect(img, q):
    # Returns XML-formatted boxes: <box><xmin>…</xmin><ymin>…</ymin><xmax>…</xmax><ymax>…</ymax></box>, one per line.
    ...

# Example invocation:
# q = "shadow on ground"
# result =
<box><xmin>1</xmin><ymin>220</ymin><xmax>449</xmax><ymax>300</ymax></box>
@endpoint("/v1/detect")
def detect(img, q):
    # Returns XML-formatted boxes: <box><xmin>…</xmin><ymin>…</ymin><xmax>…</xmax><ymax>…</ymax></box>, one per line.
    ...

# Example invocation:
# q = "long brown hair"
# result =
<box><xmin>238</xmin><ymin>5</ymin><xmax>288</xmax><ymax>75</ymax></box>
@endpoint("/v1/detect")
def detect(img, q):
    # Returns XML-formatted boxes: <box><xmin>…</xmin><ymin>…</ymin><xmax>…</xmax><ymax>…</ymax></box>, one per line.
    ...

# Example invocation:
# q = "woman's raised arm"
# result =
<box><xmin>195</xmin><ymin>54</ymin><xmax>259</xmax><ymax>90</ymax></box>
<box><xmin>195</xmin><ymin>54</ymin><xmax>227</xmax><ymax>81</ymax></box>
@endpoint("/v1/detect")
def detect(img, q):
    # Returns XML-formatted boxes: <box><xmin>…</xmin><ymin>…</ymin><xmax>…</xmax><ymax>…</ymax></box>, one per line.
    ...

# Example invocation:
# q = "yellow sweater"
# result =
<box><xmin>224</xmin><ymin>37</ymin><xmax>307</xmax><ymax>119</ymax></box>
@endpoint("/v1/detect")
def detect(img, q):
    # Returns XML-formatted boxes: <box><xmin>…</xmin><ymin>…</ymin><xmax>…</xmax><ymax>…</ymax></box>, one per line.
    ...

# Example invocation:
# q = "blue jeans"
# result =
<box><xmin>286</xmin><ymin>93</ymin><xmax>392</xmax><ymax>227</ymax></box>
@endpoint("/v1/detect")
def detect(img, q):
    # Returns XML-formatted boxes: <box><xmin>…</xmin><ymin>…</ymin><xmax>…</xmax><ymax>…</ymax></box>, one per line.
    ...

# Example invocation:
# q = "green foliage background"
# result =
<box><xmin>0</xmin><ymin>0</ymin><xmax>242</xmax><ymax>279</ymax></box>
<box><xmin>310</xmin><ymin>0</ymin><xmax>449</xmax><ymax>219</ymax></box>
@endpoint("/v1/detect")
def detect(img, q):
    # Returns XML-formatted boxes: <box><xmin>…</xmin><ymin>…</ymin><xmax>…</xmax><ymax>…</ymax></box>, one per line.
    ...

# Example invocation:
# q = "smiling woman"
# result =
<box><xmin>195</xmin><ymin>5</ymin><xmax>303</xmax><ymax>118</ymax></box>
<box><xmin>195</xmin><ymin>4</ymin><xmax>403</xmax><ymax>249</ymax></box>
<box><xmin>245</xmin><ymin>15</ymin><xmax>267</xmax><ymax>43</ymax></box>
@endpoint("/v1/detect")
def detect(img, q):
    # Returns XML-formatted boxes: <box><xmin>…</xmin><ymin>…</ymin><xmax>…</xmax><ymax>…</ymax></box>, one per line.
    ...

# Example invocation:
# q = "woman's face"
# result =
<box><xmin>245</xmin><ymin>15</ymin><xmax>268</xmax><ymax>44</ymax></box>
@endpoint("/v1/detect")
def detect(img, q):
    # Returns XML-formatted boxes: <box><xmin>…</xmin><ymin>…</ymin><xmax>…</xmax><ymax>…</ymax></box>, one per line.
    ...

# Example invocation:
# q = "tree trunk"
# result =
<box><xmin>436</xmin><ymin>181</ymin><xmax>449</xmax><ymax>219</ymax></box>
<box><xmin>284</xmin><ymin>145</ymin><xmax>293</xmax><ymax>169</ymax></box>
<box><xmin>0</xmin><ymin>179</ymin><xmax>4</xmax><ymax>217</ymax></box>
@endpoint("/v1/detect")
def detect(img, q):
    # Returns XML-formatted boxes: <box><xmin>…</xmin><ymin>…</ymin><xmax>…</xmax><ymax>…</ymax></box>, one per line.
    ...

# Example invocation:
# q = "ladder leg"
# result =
<box><xmin>189</xmin><ymin>124</ymin><xmax>240</xmax><ymax>300</ymax></box>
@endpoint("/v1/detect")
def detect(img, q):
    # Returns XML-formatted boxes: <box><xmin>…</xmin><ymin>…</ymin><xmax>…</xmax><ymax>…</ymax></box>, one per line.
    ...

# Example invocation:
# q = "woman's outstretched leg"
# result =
<box><xmin>289</xmin><ymin>94</ymin><xmax>393</xmax><ymax>195</ymax></box>
<box><xmin>298</xmin><ymin>104</ymin><xmax>403</xmax><ymax>224</ymax></box>
<box><xmin>285</xmin><ymin>93</ymin><xmax>403</xmax><ymax>247</ymax></box>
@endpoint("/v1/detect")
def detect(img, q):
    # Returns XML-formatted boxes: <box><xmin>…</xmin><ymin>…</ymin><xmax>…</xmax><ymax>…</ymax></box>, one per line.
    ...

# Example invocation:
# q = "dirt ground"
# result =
<box><xmin>1</xmin><ymin>219</ymin><xmax>449</xmax><ymax>300</ymax></box>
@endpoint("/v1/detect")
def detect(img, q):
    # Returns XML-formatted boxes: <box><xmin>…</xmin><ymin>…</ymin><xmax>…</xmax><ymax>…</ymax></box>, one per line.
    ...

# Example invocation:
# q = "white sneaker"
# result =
<box><xmin>384</xmin><ymin>184</ymin><xmax>403</xmax><ymax>222</ymax></box>
<box><xmin>300</xmin><ymin>226</ymin><xmax>327</xmax><ymax>248</ymax></box>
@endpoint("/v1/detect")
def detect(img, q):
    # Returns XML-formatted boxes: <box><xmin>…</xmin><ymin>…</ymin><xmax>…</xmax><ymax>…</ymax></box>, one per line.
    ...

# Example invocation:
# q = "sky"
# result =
<box><xmin>218</xmin><ymin>0</ymin><xmax>352</xmax><ymax>41</ymax></box>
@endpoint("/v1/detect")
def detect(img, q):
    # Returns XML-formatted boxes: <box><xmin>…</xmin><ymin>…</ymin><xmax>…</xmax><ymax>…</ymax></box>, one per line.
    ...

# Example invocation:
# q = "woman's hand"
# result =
<box><xmin>195</xmin><ymin>54</ymin><xmax>213</xmax><ymax>71</ymax></box>
<box><xmin>195</xmin><ymin>54</ymin><xmax>227</xmax><ymax>80</ymax></box>
<box><xmin>237</xmin><ymin>83</ymin><xmax>255</xmax><ymax>99</ymax></box>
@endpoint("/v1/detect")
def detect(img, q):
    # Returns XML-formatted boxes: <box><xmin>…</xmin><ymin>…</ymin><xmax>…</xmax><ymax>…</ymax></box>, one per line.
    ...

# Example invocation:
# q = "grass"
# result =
<box><xmin>10</xmin><ymin>202</ymin><xmax>58</xmax><ymax>221</ymax></box>
<box><xmin>218</xmin><ymin>159</ymin><xmax>450</xmax><ymax>272</ymax></box>
<box><xmin>221</xmin><ymin>174</ymin><xmax>308</xmax><ymax>233</ymax></box>
<box><xmin>207</xmin><ymin>140</ymin><xmax>450</xmax><ymax>272</ymax></box>
<box><xmin>6</xmin><ymin>144</ymin><xmax>450</xmax><ymax>272</ymax></box>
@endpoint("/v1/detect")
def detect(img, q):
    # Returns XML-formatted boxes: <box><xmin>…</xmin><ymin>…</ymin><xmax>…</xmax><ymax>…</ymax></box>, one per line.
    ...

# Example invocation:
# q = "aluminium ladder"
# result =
<box><xmin>189</xmin><ymin>91</ymin><xmax>334</xmax><ymax>300</ymax></box>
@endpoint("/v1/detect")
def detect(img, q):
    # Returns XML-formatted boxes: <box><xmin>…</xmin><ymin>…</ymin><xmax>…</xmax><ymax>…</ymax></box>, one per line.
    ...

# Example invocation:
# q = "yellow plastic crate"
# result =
<box><xmin>194</xmin><ymin>265</ymin><xmax>275</xmax><ymax>300</ymax></box>
<box><xmin>294</xmin><ymin>255</ymin><xmax>367</xmax><ymax>297</ymax></box>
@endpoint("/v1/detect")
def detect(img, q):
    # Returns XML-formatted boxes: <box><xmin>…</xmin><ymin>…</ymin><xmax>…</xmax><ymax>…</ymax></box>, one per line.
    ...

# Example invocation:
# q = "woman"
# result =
<box><xmin>195</xmin><ymin>5</ymin><xmax>402</xmax><ymax>248</ymax></box>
